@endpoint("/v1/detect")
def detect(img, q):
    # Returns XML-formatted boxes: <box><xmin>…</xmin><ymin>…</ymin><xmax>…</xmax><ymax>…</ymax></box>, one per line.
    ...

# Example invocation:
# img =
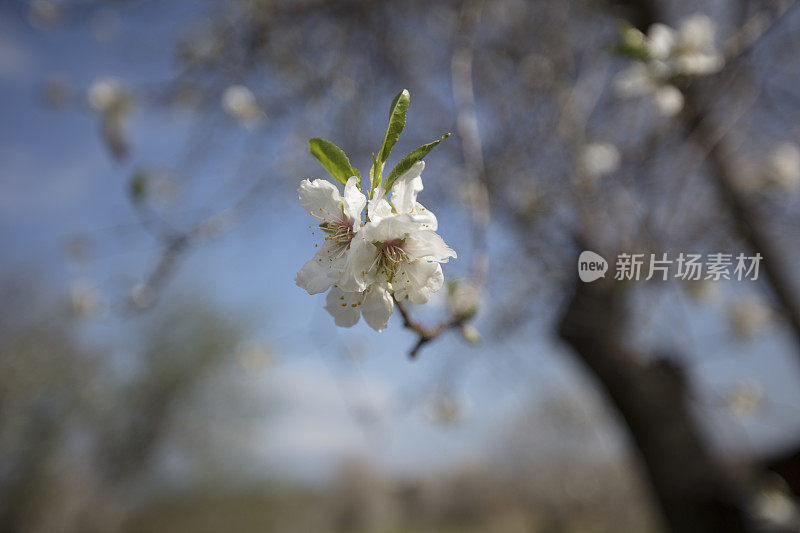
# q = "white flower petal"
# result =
<box><xmin>295</xmin><ymin>244</ymin><xmax>345</xmax><ymax>295</ymax></box>
<box><xmin>298</xmin><ymin>179</ymin><xmax>343</xmax><ymax>223</ymax></box>
<box><xmin>580</xmin><ymin>142</ymin><xmax>620</xmax><ymax>177</ymax></box>
<box><xmin>679</xmin><ymin>14</ymin><xmax>715</xmax><ymax>52</ymax></box>
<box><xmin>341</xmin><ymin>235</ymin><xmax>378</xmax><ymax>292</ymax></box>
<box><xmin>390</xmin><ymin>161</ymin><xmax>425</xmax><ymax>214</ymax></box>
<box><xmin>410</xmin><ymin>202</ymin><xmax>437</xmax><ymax>231</ymax></box>
<box><xmin>296</xmin><ymin>258</ymin><xmax>332</xmax><ymax>295</ymax></box>
<box><xmin>765</xmin><ymin>142</ymin><xmax>800</xmax><ymax>192</ymax></box>
<box><xmin>361</xmin><ymin>214</ymin><xmax>418</xmax><ymax>243</ymax></box>
<box><xmin>342</xmin><ymin>176</ymin><xmax>366</xmax><ymax>224</ymax></box>
<box><xmin>393</xmin><ymin>261</ymin><xmax>444</xmax><ymax>305</ymax></box>
<box><xmin>361</xmin><ymin>283</ymin><xmax>394</xmax><ymax>332</ymax></box>
<box><xmin>677</xmin><ymin>53</ymin><xmax>722</xmax><ymax>75</ymax></box>
<box><xmin>367</xmin><ymin>186</ymin><xmax>393</xmax><ymax>223</ymax></box>
<box><xmin>324</xmin><ymin>287</ymin><xmax>362</xmax><ymax>327</ymax></box>
<box><xmin>404</xmin><ymin>230</ymin><xmax>457</xmax><ymax>263</ymax></box>
<box><xmin>222</xmin><ymin>85</ymin><xmax>262</xmax><ymax>124</ymax></box>
<box><xmin>654</xmin><ymin>85</ymin><xmax>684</xmax><ymax>116</ymax></box>
<box><xmin>647</xmin><ymin>23</ymin><xmax>676</xmax><ymax>60</ymax></box>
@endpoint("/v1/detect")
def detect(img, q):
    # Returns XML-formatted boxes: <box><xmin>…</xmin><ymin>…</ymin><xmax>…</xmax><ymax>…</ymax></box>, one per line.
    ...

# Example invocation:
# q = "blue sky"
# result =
<box><xmin>2</xmin><ymin>0</ymin><xmax>800</xmax><ymax>484</ymax></box>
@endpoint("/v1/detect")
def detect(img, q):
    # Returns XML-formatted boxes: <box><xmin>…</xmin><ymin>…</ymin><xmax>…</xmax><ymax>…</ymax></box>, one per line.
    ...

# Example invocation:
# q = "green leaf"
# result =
<box><xmin>379</xmin><ymin>89</ymin><xmax>410</xmax><ymax>164</ymax></box>
<box><xmin>369</xmin><ymin>153</ymin><xmax>381</xmax><ymax>197</ymax></box>
<box><xmin>308</xmin><ymin>137</ymin><xmax>361</xmax><ymax>187</ymax></box>
<box><xmin>384</xmin><ymin>133</ymin><xmax>450</xmax><ymax>191</ymax></box>
<box><xmin>615</xmin><ymin>22</ymin><xmax>648</xmax><ymax>61</ymax></box>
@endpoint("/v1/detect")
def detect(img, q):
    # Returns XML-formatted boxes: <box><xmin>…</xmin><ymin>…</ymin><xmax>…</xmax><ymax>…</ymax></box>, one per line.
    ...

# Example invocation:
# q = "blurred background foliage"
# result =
<box><xmin>2</xmin><ymin>0</ymin><xmax>800</xmax><ymax>531</ymax></box>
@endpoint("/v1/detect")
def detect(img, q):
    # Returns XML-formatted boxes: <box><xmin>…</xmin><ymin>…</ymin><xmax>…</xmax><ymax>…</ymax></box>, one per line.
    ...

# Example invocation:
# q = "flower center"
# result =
<box><xmin>318</xmin><ymin>219</ymin><xmax>355</xmax><ymax>256</ymax></box>
<box><xmin>375</xmin><ymin>239</ymin><xmax>408</xmax><ymax>280</ymax></box>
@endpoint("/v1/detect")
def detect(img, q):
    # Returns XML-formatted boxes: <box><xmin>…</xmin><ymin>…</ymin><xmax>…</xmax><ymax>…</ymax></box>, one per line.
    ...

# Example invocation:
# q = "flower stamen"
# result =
<box><xmin>316</xmin><ymin>218</ymin><xmax>355</xmax><ymax>256</ymax></box>
<box><xmin>374</xmin><ymin>239</ymin><xmax>409</xmax><ymax>280</ymax></box>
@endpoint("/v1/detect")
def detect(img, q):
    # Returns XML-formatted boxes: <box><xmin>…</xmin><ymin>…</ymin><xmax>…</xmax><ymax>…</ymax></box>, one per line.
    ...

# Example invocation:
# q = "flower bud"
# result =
<box><xmin>461</xmin><ymin>325</ymin><xmax>481</xmax><ymax>345</ymax></box>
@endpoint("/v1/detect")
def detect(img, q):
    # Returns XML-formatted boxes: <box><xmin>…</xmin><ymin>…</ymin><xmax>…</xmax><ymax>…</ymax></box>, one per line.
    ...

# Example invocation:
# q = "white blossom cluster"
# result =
<box><xmin>295</xmin><ymin>90</ymin><xmax>455</xmax><ymax>331</ymax></box>
<box><xmin>296</xmin><ymin>164</ymin><xmax>455</xmax><ymax>331</ymax></box>
<box><xmin>615</xmin><ymin>14</ymin><xmax>724</xmax><ymax>116</ymax></box>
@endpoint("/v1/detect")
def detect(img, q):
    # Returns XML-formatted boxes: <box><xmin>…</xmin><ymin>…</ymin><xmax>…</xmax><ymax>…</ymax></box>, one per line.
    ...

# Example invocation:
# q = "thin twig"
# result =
<box><xmin>394</xmin><ymin>298</ymin><xmax>470</xmax><ymax>359</ymax></box>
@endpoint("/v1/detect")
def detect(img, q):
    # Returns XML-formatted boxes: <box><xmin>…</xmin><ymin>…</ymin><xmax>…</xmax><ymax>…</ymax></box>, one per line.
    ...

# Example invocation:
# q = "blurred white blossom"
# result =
<box><xmin>763</xmin><ymin>142</ymin><xmax>800</xmax><ymax>192</ymax></box>
<box><xmin>88</xmin><ymin>78</ymin><xmax>131</xmax><ymax>116</ymax></box>
<box><xmin>460</xmin><ymin>324</ymin><xmax>482</xmax><ymax>345</ymax></box>
<box><xmin>615</xmin><ymin>63</ymin><xmax>685</xmax><ymax>116</ymax></box>
<box><xmin>447</xmin><ymin>280</ymin><xmax>481</xmax><ymax>318</ymax></box>
<box><xmin>649</xmin><ymin>15</ymin><xmax>723</xmax><ymax>76</ymax></box>
<box><xmin>616</xmin><ymin>14</ymin><xmax>723</xmax><ymax>116</ymax></box>
<box><xmin>87</xmin><ymin>77</ymin><xmax>133</xmax><ymax>160</ymax></box>
<box><xmin>222</xmin><ymin>85</ymin><xmax>263</xmax><ymax>126</ymax></box>
<box><xmin>579</xmin><ymin>142</ymin><xmax>621</xmax><ymax>178</ymax></box>
<box><xmin>751</xmin><ymin>476</ymin><xmax>800</xmax><ymax>529</ymax></box>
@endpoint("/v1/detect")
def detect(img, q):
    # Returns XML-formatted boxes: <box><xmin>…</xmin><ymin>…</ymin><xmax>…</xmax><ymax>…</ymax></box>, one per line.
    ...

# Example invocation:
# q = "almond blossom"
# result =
<box><xmin>296</xmin><ymin>165</ymin><xmax>455</xmax><ymax>332</ymax></box>
<box><xmin>320</xmin><ymin>162</ymin><xmax>449</xmax><ymax>331</ymax></box>
<box><xmin>296</xmin><ymin>89</ymin><xmax>454</xmax><ymax>332</ymax></box>
<box><xmin>295</xmin><ymin>176</ymin><xmax>365</xmax><ymax>295</ymax></box>
<box><xmin>614</xmin><ymin>62</ymin><xmax>685</xmax><ymax>116</ymax></box>
<box><xmin>615</xmin><ymin>14</ymin><xmax>723</xmax><ymax>116</ymax></box>
<box><xmin>222</xmin><ymin>85</ymin><xmax>264</xmax><ymax>127</ymax></box>
<box><xmin>324</xmin><ymin>282</ymin><xmax>394</xmax><ymax>331</ymax></box>
<box><xmin>341</xmin><ymin>214</ymin><xmax>456</xmax><ymax>305</ymax></box>
<box><xmin>648</xmin><ymin>15</ymin><xmax>723</xmax><ymax>76</ymax></box>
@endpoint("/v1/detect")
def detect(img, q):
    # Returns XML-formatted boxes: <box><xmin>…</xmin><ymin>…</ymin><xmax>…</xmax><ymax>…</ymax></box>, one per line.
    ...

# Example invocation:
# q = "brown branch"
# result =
<box><xmin>394</xmin><ymin>298</ymin><xmax>470</xmax><ymax>359</ymax></box>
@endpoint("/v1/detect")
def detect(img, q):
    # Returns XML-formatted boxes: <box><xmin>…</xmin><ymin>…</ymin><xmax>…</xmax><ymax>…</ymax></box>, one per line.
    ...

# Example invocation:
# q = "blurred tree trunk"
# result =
<box><xmin>558</xmin><ymin>278</ymin><xmax>749</xmax><ymax>532</ymax></box>
<box><xmin>619</xmin><ymin>0</ymin><xmax>800</xmax><ymax>362</ymax></box>
<box><xmin>561</xmin><ymin>1</ymin><xmax>800</xmax><ymax>527</ymax></box>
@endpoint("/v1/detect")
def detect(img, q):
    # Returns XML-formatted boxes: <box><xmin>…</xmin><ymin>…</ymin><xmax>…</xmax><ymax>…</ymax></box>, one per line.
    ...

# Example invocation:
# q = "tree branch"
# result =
<box><xmin>394</xmin><ymin>298</ymin><xmax>469</xmax><ymax>359</ymax></box>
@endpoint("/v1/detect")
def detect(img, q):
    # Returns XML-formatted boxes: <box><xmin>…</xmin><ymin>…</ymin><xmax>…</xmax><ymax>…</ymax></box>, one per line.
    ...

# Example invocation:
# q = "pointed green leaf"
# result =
<box><xmin>308</xmin><ymin>137</ymin><xmax>361</xmax><ymax>187</ymax></box>
<box><xmin>379</xmin><ymin>89</ymin><xmax>410</xmax><ymax>164</ymax></box>
<box><xmin>369</xmin><ymin>153</ymin><xmax>381</xmax><ymax>198</ymax></box>
<box><xmin>384</xmin><ymin>133</ymin><xmax>450</xmax><ymax>191</ymax></box>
